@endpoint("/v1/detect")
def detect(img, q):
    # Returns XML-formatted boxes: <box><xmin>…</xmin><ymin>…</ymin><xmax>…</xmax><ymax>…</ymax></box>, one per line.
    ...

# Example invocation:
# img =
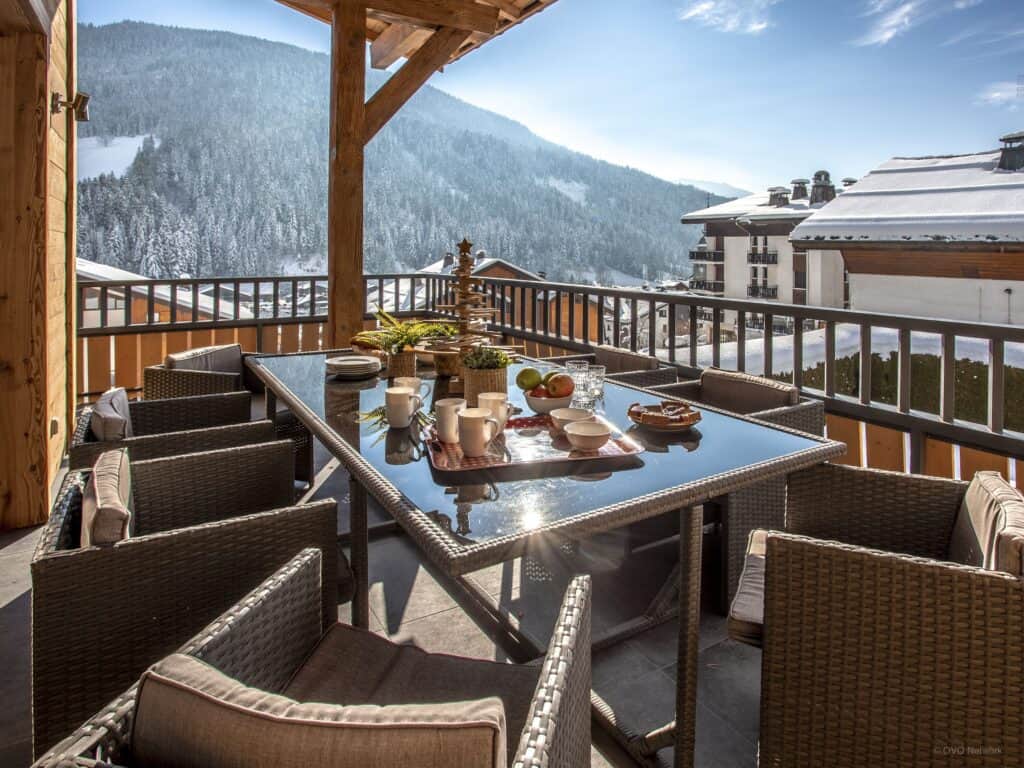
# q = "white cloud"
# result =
<box><xmin>976</xmin><ymin>81</ymin><xmax>1021</xmax><ymax>110</ymax></box>
<box><xmin>856</xmin><ymin>1</ymin><xmax>924</xmax><ymax>45</ymax></box>
<box><xmin>953</xmin><ymin>0</ymin><xmax>983</xmax><ymax>9</ymax></box>
<box><xmin>677</xmin><ymin>0</ymin><xmax>782</xmax><ymax>35</ymax></box>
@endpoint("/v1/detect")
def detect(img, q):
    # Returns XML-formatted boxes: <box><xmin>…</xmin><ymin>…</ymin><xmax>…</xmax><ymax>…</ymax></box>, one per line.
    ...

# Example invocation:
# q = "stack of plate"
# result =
<box><xmin>325</xmin><ymin>355</ymin><xmax>382</xmax><ymax>380</ymax></box>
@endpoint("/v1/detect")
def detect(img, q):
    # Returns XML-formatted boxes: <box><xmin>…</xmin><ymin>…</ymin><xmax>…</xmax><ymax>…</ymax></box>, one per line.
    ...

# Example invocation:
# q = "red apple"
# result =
<box><xmin>529</xmin><ymin>385</ymin><xmax>550</xmax><ymax>398</ymax></box>
<box><xmin>546</xmin><ymin>373</ymin><xmax>575</xmax><ymax>398</ymax></box>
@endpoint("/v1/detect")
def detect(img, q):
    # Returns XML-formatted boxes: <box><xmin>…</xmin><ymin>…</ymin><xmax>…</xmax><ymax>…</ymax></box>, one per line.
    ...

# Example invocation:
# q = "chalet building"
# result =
<box><xmin>791</xmin><ymin>132</ymin><xmax>1024</xmax><ymax>324</ymax></box>
<box><xmin>681</xmin><ymin>173</ymin><xmax>848</xmax><ymax>335</ymax></box>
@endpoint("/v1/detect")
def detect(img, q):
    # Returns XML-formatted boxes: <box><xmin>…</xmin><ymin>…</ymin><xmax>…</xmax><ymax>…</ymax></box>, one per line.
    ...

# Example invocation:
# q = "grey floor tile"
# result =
<box><xmin>367</xmin><ymin>534</ymin><xmax>458</xmax><ymax>632</ymax></box>
<box><xmin>388</xmin><ymin>605</ymin><xmax>513</xmax><ymax>662</ymax></box>
<box><xmin>594</xmin><ymin>666</ymin><xmax>677</xmax><ymax>737</ymax></box>
<box><xmin>593</xmin><ymin>641</ymin><xmax>661</xmax><ymax>690</ymax></box>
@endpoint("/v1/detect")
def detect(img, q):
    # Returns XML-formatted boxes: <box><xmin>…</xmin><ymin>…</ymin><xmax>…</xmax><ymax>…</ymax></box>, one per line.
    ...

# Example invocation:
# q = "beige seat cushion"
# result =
<box><xmin>89</xmin><ymin>387</ymin><xmax>134</xmax><ymax>441</ymax></box>
<box><xmin>727</xmin><ymin>530</ymin><xmax>766</xmax><ymax>648</ymax></box>
<box><xmin>284</xmin><ymin>622</ymin><xmax>541</xmax><ymax>766</ymax></box>
<box><xmin>80</xmin><ymin>448</ymin><xmax>133</xmax><ymax>548</ymax></box>
<box><xmin>133</xmin><ymin>653</ymin><xmax>508</xmax><ymax>768</ymax></box>
<box><xmin>165</xmin><ymin>343</ymin><xmax>243</xmax><ymax>374</ymax></box>
<box><xmin>949</xmin><ymin>471</ymin><xmax>1024</xmax><ymax>575</ymax></box>
<box><xmin>699</xmin><ymin>368</ymin><xmax>799</xmax><ymax>414</ymax></box>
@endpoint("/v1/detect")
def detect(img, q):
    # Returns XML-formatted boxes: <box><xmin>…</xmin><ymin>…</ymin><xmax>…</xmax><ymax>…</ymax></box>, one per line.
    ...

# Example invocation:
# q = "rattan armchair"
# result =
<box><xmin>30</xmin><ymin>442</ymin><xmax>346</xmax><ymax>758</ymax></box>
<box><xmin>543</xmin><ymin>344</ymin><xmax>661</xmax><ymax>374</ymax></box>
<box><xmin>35</xmin><ymin>549</ymin><xmax>592</xmax><ymax>768</ymax></box>
<box><xmin>730</xmin><ymin>464</ymin><xmax>1024</xmax><ymax>767</ymax></box>
<box><xmin>69</xmin><ymin>391</ymin><xmax>273</xmax><ymax>470</ymax></box>
<box><xmin>651</xmin><ymin>370</ymin><xmax>825</xmax><ymax>602</ymax></box>
<box><xmin>143</xmin><ymin>346</ymin><xmax>314</xmax><ymax>484</ymax></box>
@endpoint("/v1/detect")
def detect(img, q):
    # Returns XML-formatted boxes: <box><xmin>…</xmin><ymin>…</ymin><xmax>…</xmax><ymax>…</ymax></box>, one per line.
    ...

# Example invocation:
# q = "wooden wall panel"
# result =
<box><xmin>190</xmin><ymin>329</ymin><xmax>215</xmax><ymax>347</ymax></box>
<box><xmin>261</xmin><ymin>326</ymin><xmax>280</xmax><ymax>354</ymax></box>
<box><xmin>164</xmin><ymin>330</ymin><xmax>190</xmax><ymax>356</ymax></box>
<box><xmin>280</xmin><ymin>324</ymin><xmax>300</xmax><ymax>354</ymax></box>
<box><xmin>84</xmin><ymin>336</ymin><xmax>111</xmax><ymax>395</ymax></box>
<box><xmin>214</xmin><ymin>327</ymin><xmax>236</xmax><ymax>345</ymax></box>
<box><xmin>299</xmin><ymin>322</ymin><xmax>322</xmax><ymax>351</ymax></box>
<box><xmin>959</xmin><ymin>446</ymin><xmax>1011</xmax><ymax>483</ymax></box>
<box><xmin>139</xmin><ymin>332</ymin><xmax>164</xmax><ymax>372</ymax></box>
<box><xmin>842</xmin><ymin>248</ymin><xmax>1024</xmax><ymax>280</ymax></box>
<box><xmin>113</xmin><ymin>334</ymin><xmax>140</xmax><ymax>391</ymax></box>
<box><xmin>825</xmin><ymin>414</ymin><xmax>861</xmax><ymax>467</ymax></box>
<box><xmin>236</xmin><ymin>326</ymin><xmax>259</xmax><ymax>352</ymax></box>
<box><xmin>864</xmin><ymin>423</ymin><xmax>905</xmax><ymax>472</ymax></box>
<box><xmin>922</xmin><ymin>438</ymin><xmax>955</xmax><ymax>480</ymax></box>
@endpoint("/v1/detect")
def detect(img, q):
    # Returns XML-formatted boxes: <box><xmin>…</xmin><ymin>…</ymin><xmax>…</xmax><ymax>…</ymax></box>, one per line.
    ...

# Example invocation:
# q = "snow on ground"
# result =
<box><xmin>656</xmin><ymin>324</ymin><xmax>1024</xmax><ymax>376</ymax></box>
<box><xmin>539</xmin><ymin>177</ymin><xmax>588</xmax><ymax>205</ymax></box>
<box><xmin>77</xmin><ymin>135</ymin><xmax>158</xmax><ymax>180</ymax></box>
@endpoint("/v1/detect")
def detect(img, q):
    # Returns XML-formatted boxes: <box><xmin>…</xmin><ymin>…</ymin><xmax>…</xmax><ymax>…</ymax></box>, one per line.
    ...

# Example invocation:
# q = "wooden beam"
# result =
<box><xmin>327</xmin><ymin>0</ymin><xmax>367</xmax><ymax>349</ymax></box>
<box><xmin>370</xmin><ymin>21</ymin><xmax>430</xmax><ymax>69</ymax></box>
<box><xmin>0</xmin><ymin>0</ymin><xmax>59</xmax><ymax>34</ymax></box>
<box><xmin>368</xmin><ymin>0</ymin><xmax>499</xmax><ymax>34</ymax></box>
<box><xmin>485</xmin><ymin>0</ymin><xmax>523</xmax><ymax>19</ymax></box>
<box><xmin>364</xmin><ymin>27</ymin><xmax>471</xmax><ymax>142</ymax></box>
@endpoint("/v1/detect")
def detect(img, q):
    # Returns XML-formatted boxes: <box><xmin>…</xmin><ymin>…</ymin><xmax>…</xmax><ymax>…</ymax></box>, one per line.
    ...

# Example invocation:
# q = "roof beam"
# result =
<box><xmin>367</xmin><ymin>0</ymin><xmax>499</xmax><ymax>34</ymax></box>
<box><xmin>370</xmin><ymin>22</ymin><xmax>432</xmax><ymax>69</ymax></box>
<box><xmin>485</xmin><ymin>0</ymin><xmax>523</xmax><ymax>19</ymax></box>
<box><xmin>364</xmin><ymin>26</ymin><xmax>472</xmax><ymax>142</ymax></box>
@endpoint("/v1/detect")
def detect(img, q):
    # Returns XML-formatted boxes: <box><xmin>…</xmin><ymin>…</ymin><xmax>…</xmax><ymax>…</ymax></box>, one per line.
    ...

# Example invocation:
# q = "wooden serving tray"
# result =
<box><xmin>426</xmin><ymin>414</ymin><xmax>644</xmax><ymax>476</ymax></box>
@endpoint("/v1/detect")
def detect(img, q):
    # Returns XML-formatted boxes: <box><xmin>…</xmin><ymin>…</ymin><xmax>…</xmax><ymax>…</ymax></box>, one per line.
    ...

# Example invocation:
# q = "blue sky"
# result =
<box><xmin>80</xmin><ymin>0</ymin><xmax>1023</xmax><ymax>191</ymax></box>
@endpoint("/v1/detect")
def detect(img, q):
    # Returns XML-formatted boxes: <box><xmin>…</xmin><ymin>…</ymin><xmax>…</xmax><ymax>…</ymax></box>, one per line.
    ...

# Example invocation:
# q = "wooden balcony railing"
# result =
<box><xmin>77</xmin><ymin>271</ymin><xmax>1024</xmax><ymax>489</ymax></box>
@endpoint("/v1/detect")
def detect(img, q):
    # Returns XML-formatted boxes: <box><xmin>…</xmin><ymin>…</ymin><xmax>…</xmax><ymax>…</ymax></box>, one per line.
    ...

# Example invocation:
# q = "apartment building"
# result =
<box><xmin>791</xmin><ymin>132</ymin><xmax>1024</xmax><ymax>324</ymax></box>
<box><xmin>681</xmin><ymin>173</ymin><xmax>847</xmax><ymax>335</ymax></box>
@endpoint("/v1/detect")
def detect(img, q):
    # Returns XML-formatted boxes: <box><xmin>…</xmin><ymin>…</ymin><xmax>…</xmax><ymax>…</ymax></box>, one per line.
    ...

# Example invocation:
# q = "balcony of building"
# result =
<box><xmin>747</xmin><ymin>284</ymin><xmax>779</xmax><ymax>299</ymax></box>
<box><xmin>746</xmin><ymin>251</ymin><xmax>779</xmax><ymax>265</ymax></box>
<box><xmin>688</xmin><ymin>249</ymin><xmax>725</xmax><ymax>263</ymax></box>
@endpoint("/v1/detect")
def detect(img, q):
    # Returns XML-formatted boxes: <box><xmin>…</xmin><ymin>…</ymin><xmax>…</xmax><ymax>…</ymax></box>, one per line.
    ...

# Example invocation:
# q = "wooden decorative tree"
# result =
<box><xmin>434</xmin><ymin>237</ymin><xmax>500</xmax><ymax>342</ymax></box>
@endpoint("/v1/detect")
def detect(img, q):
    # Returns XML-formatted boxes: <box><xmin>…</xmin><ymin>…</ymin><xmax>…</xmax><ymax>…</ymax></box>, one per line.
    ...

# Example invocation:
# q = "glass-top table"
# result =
<box><xmin>247</xmin><ymin>349</ymin><xmax>845</xmax><ymax>768</ymax></box>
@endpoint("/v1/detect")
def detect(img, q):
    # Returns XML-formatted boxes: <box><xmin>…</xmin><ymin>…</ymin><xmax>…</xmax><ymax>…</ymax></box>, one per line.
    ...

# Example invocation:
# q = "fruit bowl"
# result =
<box><xmin>524</xmin><ymin>393</ymin><xmax>573</xmax><ymax>414</ymax></box>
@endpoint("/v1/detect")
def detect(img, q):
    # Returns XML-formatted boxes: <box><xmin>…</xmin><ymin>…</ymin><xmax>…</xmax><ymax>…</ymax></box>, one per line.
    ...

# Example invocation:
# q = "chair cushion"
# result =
<box><xmin>284</xmin><ymin>622</ymin><xmax>541</xmax><ymax>766</ymax></box>
<box><xmin>133</xmin><ymin>653</ymin><xmax>508</xmax><ymax>768</ymax></box>
<box><xmin>165</xmin><ymin>344</ymin><xmax>243</xmax><ymax>374</ymax></box>
<box><xmin>594</xmin><ymin>344</ymin><xmax>659</xmax><ymax>373</ymax></box>
<box><xmin>727</xmin><ymin>530</ymin><xmax>766</xmax><ymax>648</ymax></box>
<box><xmin>698</xmin><ymin>368</ymin><xmax>799</xmax><ymax>414</ymax></box>
<box><xmin>949</xmin><ymin>471</ymin><xmax>1024</xmax><ymax>575</ymax></box>
<box><xmin>89</xmin><ymin>387</ymin><xmax>134</xmax><ymax>441</ymax></box>
<box><xmin>80</xmin><ymin>448</ymin><xmax>133</xmax><ymax>548</ymax></box>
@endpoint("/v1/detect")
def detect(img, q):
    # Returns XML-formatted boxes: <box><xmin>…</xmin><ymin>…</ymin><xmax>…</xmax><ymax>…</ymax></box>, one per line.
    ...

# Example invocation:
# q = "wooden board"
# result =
<box><xmin>825</xmin><ymin>414</ymin><xmax>861</xmax><ymax>467</ymax></box>
<box><xmin>922</xmin><ymin>437</ymin><xmax>955</xmax><ymax>480</ymax></box>
<box><xmin>280</xmin><ymin>324</ymin><xmax>300</xmax><ymax>354</ymax></box>
<box><xmin>113</xmin><ymin>334</ymin><xmax>141</xmax><ymax>391</ymax></box>
<box><xmin>959</xmin><ymin>446</ymin><xmax>1011</xmax><ymax>482</ymax></box>
<box><xmin>864</xmin><ymin>423</ymin><xmax>905</xmax><ymax>473</ymax></box>
<box><xmin>261</xmin><ymin>325</ymin><xmax>280</xmax><ymax>355</ymax></box>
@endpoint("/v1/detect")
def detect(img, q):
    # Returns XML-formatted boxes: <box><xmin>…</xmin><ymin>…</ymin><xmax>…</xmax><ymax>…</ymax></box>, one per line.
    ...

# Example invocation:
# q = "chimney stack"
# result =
<box><xmin>842</xmin><ymin>177</ymin><xmax>858</xmax><ymax>188</ymax></box>
<box><xmin>791</xmin><ymin>178</ymin><xmax>809</xmax><ymax>200</ymax></box>
<box><xmin>998</xmin><ymin>131</ymin><xmax>1024</xmax><ymax>171</ymax></box>
<box><xmin>768</xmin><ymin>186</ymin><xmax>790</xmax><ymax>207</ymax></box>
<box><xmin>809</xmin><ymin>170</ymin><xmax>835</xmax><ymax>205</ymax></box>
<box><xmin>442</xmin><ymin>252</ymin><xmax>455</xmax><ymax>271</ymax></box>
<box><xmin>475</xmin><ymin>249</ymin><xmax>487</xmax><ymax>264</ymax></box>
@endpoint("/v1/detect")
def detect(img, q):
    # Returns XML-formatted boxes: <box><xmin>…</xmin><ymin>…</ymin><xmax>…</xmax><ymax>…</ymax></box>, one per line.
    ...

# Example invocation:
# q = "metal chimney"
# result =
<box><xmin>791</xmin><ymin>178</ymin><xmax>809</xmax><ymax>200</ymax></box>
<box><xmin>842</xmin><ymin>177</ymin><xmax>858</xmax><ymax>188</ymax></box>
<box><xmin>998</xmin><ymin>131</ymin><xmax>1024</xmax><ymax>171</ymax></box>
<box><xmin>809</xmin><ymin>170</ymin><xmax>835</xmax><ymax>205</ymax></box>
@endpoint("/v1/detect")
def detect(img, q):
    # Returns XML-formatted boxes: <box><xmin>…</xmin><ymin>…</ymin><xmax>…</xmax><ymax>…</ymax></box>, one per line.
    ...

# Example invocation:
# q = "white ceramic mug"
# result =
<box><xmin>458</xmin><ymin>407</ymin><xmax>501</xmax><ymax>458</ymax></box>
<box><xmin>435</xmin><ymin>398</ymin><xmax>467</xmax><ymax>444</ymax></box>
<box><xmin>477</xmin><ymin>392</ymin><xmax>510</xmax><ymax>431</ymax></box>
<box><xmin>394</xmin><ymin>376</ymin><xmax>430</xmax><ymax>399</ymax></box>
<box><xmin>385</xmin><ymin>386</ymin><xmax>423</xmax><ymax>429</ymax></box>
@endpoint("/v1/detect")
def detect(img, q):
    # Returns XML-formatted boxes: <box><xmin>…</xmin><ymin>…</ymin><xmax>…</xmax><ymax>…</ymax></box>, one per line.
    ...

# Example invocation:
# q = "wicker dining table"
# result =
<box><xmin>246</xmin><ymin>350</ymin><xmax>845</xmax><ymax>768</ymax></box>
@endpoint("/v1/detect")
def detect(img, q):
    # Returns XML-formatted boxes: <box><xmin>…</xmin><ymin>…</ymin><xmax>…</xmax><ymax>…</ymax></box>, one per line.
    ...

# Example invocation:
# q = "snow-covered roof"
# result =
<box><xmin>791</xmin><ymin>150</ymin><xmax>1024</xmax><ymax>245</ymax></box>
<box><xmin>681</xmin><ymin>191</ymin><xmax>821</xmax><ymax>225</ymax></box>
<box><xmin>76</xmin><ymin>258</ymin><xmax>250</xmax><ymax>320</ymax></box>
<box><xmin>418</xmin><ymin>256</ymin><xmax>542</xmax><ymax>281</ymax></box>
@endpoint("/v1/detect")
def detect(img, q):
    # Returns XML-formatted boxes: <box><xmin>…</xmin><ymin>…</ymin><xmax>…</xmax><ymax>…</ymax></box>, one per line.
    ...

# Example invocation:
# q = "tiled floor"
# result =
<box><xmin>1</xmin><ymin>440</ymin><xmax>763</xmax><ymax>767</ymax></box>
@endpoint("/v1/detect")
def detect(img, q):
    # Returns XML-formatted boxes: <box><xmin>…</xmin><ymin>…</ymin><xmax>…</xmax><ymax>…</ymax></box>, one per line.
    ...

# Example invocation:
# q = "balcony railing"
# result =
<box><xmin>748</xmin><ymin>250</ymin><xmax>779</xmax><ymax>265</ymax></box>
<box><xmin>748</xmin><ymin>284</ymin><xmax>779</xmax><ymax>299</ymax></box>
<box><xmin>690</xmin><ymin>279</ymin><xmax>726</xmax><ymax>293</ymax></box>
<box><xmin>688</xmin><ymin>249</ymin><xmax>725</xmax><ymax>263</ymax></box>
<box><xmin>76</xmin><ymin>271</ymin><xmax>1024</xmax><ymax>487</ymax></box>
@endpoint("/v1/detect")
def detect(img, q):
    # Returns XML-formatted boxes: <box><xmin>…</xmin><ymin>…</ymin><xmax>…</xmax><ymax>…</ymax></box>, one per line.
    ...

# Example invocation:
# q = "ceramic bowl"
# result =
<box><xmin>564</xmin><ymin>420</ymin><xmax>612</xmax><ymax>451</ymax></box>
<box><xmin>549</xmin><ymin>407</ymin><xmax>595</xmax><ymax>432</ymax></box>
<box><xmin>524</xmin><ymin>393</ymin><xmax>573</xmax><ymax>414</ymax></box>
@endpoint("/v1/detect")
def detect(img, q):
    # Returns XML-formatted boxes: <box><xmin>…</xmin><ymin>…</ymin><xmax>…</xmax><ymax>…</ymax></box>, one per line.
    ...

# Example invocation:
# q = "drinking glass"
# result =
<box><xmin>587</xmin><ymin>365</ymin><xmax>606</xmax><ymax>400</ymax></box>
<box><xmin>566</xmin><ymin>361</ymin><xmax>593</xmax><ymax>405</ymax></box>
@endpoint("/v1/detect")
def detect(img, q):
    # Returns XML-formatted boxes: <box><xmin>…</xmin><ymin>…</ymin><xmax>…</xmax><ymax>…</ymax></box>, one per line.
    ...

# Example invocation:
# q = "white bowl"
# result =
<box><xmin>549</xmin><ymin>407</ymin><xmax>595</xmax><ymax>432</ymax></box>
<box><xmin>564</xmin><ymin>421</ymin><xmax>612</xmax><ymax>451</ymax></box>
<box><xmin>524</xmin><ymin>393</ymin><xmax>573</xmax><ymax>414</ymax></box>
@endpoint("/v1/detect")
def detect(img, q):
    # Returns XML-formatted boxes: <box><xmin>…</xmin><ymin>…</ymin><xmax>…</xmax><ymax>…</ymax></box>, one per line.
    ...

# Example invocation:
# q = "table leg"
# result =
<box><xmin>349</xmin><ymin>477</ymin><xmax>370</xmax><ymax>630</ymax></box>
<box><xmin>675</xmin><ymin>506</ymin><xmax>703</xmax><ymax>768</ymax></box>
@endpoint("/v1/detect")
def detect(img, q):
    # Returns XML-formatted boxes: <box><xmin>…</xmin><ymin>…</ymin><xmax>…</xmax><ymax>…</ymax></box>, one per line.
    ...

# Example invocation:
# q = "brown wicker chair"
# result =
<box><xmin>143</xmin><ymin>345</ymin><xmax>314</xmax><ymax>484</ymax></box>
<box><xmin>30</xmin><ymin>442</ymin><xmax>349</xmax><ymax>758</ymax></box>
<box><xmin>69</xmin><ymin>391</ymin><xmax>274</xmax><ymax>470</ymax></box>
<box><xmin>651</xmin><ymin>369</ymin><xmax>825</xmax><ymax>603</ymax></box>
<box><xmin>35</xmin><ymin>549</ymin><xmax>592</xmax><ymax>768</ymax></box>
<box><xmin>543</xmin><ymin>344</ymin><xmax>661</xmax><ymax>374</ymax></box>
<box><xmin>727</xmin><ymin>464</ymin><xmax>1024</xmax><ymax>767</ymax></box>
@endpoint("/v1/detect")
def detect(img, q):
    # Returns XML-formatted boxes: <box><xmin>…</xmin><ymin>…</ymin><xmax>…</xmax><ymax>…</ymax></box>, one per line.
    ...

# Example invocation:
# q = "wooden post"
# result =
<box><xmin>327</xmin><ymin>0</ymin><xmax>367</xmax><ymax>349</ymax></box>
